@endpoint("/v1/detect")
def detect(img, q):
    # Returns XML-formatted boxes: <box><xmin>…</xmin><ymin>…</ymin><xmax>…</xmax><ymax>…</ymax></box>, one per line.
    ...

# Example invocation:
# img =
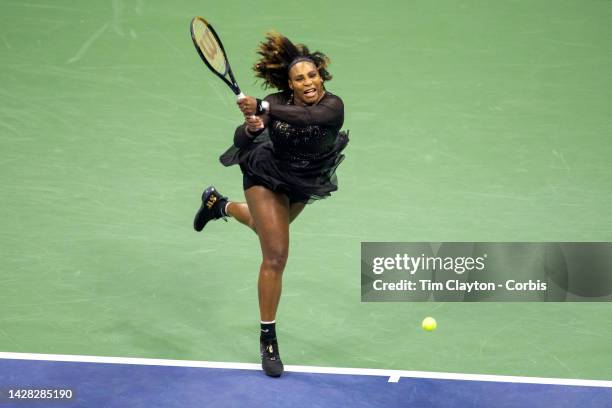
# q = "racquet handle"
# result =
<box><xmin>236</xmin><ymin>92</ymin><xmax>261</xmax><ymax>127</ymax></box>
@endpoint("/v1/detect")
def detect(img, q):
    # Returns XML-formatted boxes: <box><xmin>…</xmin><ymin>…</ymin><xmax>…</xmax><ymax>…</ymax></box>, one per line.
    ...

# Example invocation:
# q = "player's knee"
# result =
<box><xmin>262</xmin><ymin>250</ymin><xmax>288</xmax><ymax>272</ymax></box>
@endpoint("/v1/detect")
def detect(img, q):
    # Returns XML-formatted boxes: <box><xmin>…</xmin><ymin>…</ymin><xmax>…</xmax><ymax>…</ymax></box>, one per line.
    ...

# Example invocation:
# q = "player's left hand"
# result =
<box><xmin>245</xmin><ymin>115</ymin><xmax>264</xmax><ymax>131</ymax></box>
<box><xmin>237</xmin><ymin>96</ymin><xmax>257</xmax><ymax>116</ymax></box>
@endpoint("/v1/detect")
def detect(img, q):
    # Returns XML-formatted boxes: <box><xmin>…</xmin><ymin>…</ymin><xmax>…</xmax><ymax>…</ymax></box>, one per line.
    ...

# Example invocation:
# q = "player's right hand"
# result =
<box><xmin>237</xmin><ymin>96</ymin><xmax>257</xmax><ymax>116</ymax></box>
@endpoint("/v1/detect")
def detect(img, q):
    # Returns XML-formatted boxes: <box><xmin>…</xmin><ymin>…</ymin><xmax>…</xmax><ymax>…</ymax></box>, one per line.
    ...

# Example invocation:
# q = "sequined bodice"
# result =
<box><xmin>270</xmin><ymin>119</ymin><xmax>337</xmax><ymax>161</ymax></box>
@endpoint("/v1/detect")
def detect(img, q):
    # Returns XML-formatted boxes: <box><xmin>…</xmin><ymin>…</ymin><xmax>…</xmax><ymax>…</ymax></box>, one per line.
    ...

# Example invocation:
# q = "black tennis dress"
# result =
<box><xmin>220</xmin><ymin>91</ymin><xmax>349</xmax><ymax>203</ymax></box>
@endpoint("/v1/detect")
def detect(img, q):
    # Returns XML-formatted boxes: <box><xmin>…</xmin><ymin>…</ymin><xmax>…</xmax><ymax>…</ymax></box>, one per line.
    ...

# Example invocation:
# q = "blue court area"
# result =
<box><xmin>1</xmin><ymin>357</ymin><xmax>610</xmax><ymax>408</ymax></box>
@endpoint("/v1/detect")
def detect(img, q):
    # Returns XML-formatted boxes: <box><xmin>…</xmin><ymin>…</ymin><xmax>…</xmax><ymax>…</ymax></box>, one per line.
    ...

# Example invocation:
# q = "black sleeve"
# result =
<box><xmin>268</xmin><ymin>93</ymin><xmax>344</xmax><ymax>128</ymax></box>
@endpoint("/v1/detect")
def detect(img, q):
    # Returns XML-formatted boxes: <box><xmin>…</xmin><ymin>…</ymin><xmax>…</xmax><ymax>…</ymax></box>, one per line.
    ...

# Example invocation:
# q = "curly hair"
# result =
<box><xmin>253</xmin><ymin>31</ymin><xmax>332</xmax><ymax>92</ymax></box>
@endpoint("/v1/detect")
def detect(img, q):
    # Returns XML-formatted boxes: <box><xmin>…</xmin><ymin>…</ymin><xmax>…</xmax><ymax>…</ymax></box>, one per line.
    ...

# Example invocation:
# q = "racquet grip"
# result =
<box><xmin>236</xmin><ymin>92</ymin><xmax>260</xmax><ymax>125</ymax></box>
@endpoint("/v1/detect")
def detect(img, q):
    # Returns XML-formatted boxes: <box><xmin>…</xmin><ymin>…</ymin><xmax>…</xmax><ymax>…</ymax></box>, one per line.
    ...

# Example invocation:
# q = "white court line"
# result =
<box><xmin>66</xmin><ymin>22</ymin><xmax>110</xmax><ymax>64</ymax></box>
<box><xmin>0</xmin><ymin>352</ymin><xmax>611</xmax><ymax>388</ymax></box>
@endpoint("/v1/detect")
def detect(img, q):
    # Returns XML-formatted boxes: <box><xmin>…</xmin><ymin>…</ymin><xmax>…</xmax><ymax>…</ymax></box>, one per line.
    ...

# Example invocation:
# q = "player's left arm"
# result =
<box><xmin>233</xmin><ymin>116</ymin><xmax>266</xmax><ymax>147</ymax></box>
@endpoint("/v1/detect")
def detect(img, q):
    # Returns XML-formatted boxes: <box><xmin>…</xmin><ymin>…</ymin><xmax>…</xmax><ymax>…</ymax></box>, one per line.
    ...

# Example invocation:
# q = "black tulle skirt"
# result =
<box><xmin>219</xmin><ymin>131</ymin><xmax>349</xmax><ymax>203</ymax></box>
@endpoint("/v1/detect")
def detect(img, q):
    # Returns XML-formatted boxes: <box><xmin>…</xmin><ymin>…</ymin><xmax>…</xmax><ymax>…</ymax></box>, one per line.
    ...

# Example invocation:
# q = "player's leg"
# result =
<box><xmin>226</xmin><ymin>199</ymin><xmax>306</xmax><ymax>233</ymax></box>
<box><xmin>244</xmin><ymin>185</ymin><xmax>291</xmax><ymax>377</ymax></box>
<box><xmin>289</xmin><ymin>201</ymin><xmax>306</xmax><ymax>223</ymax></box>
<box><xmin>226</xmin><ymin>202</ymin><xmax>256</xmax><ymax>232</ymax></box>
<box><xmin>193</xmin><ymin>184</ymin><xmax>262</xmax><ymax>233</ymax></box>
<box><xmin>245</xmin><ymin>186</ymin><xmax>290</xmax><ymax>320</ymax></box>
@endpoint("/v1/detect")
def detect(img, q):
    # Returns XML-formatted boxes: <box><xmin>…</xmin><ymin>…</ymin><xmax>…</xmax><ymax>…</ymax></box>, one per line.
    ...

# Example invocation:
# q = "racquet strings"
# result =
<box><xmin>191</xmin><ymin>17</ymin><xmax>227</xmax><ymax>75</ymax></box>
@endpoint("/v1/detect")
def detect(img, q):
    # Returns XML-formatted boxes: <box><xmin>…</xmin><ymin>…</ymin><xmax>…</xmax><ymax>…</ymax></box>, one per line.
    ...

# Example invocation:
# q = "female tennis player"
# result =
<box><xmin>194</xmin><ymin>32</ymin><xmax>348</xmax><ymax>377</ymax></box>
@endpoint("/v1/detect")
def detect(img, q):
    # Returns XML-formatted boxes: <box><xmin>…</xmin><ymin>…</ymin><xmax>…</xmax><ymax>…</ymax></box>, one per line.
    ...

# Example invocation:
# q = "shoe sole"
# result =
<box><xmin>262</xmin><ymin>364</ymin><xmax>283</xmax><ymax>377</ymax></box>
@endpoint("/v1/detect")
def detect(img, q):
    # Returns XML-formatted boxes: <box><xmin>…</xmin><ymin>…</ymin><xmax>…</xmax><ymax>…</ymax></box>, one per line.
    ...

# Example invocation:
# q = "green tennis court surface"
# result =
<box><xmin>1</xmin><ymin>0</ymin><xmax>611</xmax><ymax>396</ymax></box>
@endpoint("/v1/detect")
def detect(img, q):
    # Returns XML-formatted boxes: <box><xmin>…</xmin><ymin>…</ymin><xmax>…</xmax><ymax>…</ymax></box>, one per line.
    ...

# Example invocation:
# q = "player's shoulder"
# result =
<box><xmin>322</xmin><ymin>92</ymin><xmax>343</xmax><ymax>104</ymax></box>
<box><xmin>319</xmin><ymin>92</ymin><xmax>343</xmax><ymax>111</ymax></box>
<box><xmin>264</xmin><ymin>91</ymin><xmax>291</xmax><ymax>104</ymax></box>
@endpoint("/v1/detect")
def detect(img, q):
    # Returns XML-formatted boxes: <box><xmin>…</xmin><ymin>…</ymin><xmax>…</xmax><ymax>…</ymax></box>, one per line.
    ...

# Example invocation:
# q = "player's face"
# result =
<box><xmin>288</xmin><ymin>61</ymin><xmax>324</xmax><ymax>106</ymax></box>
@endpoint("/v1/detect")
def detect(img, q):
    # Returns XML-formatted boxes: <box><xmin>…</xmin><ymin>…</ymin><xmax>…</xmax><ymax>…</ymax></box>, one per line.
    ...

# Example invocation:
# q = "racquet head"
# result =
<box><xmin>190</xmin><ymin>16</ymin><xmax>242</xmax><ymax>95</ymax></box>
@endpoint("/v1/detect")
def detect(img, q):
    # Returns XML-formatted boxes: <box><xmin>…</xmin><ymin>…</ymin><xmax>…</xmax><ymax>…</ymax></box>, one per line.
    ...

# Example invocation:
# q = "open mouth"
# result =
<box><xmin>304</xmin><ymin>88</ymin><xmax>317</xmax><ymax>97</ymax></box>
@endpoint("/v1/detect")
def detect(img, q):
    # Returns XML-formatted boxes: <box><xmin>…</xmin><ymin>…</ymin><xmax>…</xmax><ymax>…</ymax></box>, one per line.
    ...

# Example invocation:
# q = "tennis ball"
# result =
<box><xmin>422</xmin><ymin>317</ymin><xmax>437</xmax><ymax>331</ymax></box>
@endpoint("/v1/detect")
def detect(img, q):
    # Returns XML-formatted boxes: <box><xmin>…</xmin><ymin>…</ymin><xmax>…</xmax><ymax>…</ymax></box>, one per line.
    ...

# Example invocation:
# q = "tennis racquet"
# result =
<box><xmin>190</xmin><ymin>16</ymin><xmax>246</xmax><ymax>100</ymax></box>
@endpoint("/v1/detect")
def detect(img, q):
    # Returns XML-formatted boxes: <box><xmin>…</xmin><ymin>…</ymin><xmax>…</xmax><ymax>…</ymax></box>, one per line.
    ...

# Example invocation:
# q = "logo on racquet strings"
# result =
<box><xmin>200</xmin><ymin>29</ymin><xmax>218</xmax><ymax>61</ymax></box>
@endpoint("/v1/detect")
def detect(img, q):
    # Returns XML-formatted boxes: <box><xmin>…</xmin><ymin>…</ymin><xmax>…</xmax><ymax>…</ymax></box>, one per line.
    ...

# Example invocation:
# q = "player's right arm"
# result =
<box><xmin>267</xmin><ymin>94</ymin><xmax>344</xmax><ymax>128</ymax></box>
<box><xmin>237</xmin><ymin>93</ymin><xmax>343</xmax><ymax>129</ymax></box>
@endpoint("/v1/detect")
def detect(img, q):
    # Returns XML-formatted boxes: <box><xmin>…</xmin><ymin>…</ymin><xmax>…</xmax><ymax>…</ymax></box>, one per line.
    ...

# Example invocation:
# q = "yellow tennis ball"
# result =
<box><xmin>422</xmin><ymin>317</ymin><xmax>437</xmax><ymax>331</ymax></box>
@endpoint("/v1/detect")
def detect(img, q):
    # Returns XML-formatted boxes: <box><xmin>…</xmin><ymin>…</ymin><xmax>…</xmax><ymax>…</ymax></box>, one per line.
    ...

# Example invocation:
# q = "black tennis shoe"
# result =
<box><xmin>193</xmin><ymin>186</ymin><xmax>228</xmax><ymax>232</ymax></box>
<box><xmin>260</xmin><ymin>338</ymin><xmax>284</xmax><ymax>377</ymax></box>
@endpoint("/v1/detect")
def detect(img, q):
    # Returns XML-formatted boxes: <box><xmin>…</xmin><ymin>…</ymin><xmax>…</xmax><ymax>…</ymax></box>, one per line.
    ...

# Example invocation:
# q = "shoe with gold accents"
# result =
<box><xmin>260</xmin><ymin>338</ymin><xmax>284</xmax><ymax>377</ymax></box>
<box><xmin>193</xmin><ymin>186</ymin><xmax>228</xmax><ymax>232</ymax></box>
